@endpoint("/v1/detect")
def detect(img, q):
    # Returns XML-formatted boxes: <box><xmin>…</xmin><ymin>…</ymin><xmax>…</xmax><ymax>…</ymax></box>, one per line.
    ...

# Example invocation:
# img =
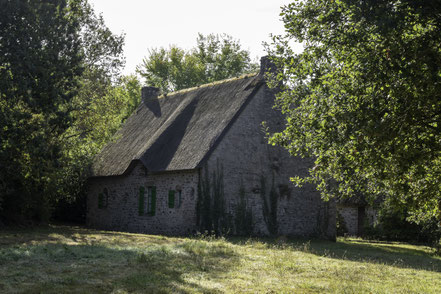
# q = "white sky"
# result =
<box><xmin>88</xmin><ymin>0</ymin><xmax>299</xmax><ymax>76</ymax></box>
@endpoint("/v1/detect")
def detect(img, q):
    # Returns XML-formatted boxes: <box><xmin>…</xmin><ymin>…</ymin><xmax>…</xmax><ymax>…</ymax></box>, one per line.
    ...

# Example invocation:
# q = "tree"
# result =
<box><xmin>45</xmin><ymin>0</ymin><xmax>135</xmax><ymax>223</ymax></box>
<box><xmin>54</xmin><ymin>75</ymin><xmax>140</xmax><ymax>222</ymax></box>
<box><xmin>137</xmin><ymin>33</ymin><xmax>258</xmax><ymax>92</ymax></box>
<box><xmin>0</xmin><ymin>0</ymin><xmax>125</xmax><ymax>223</ymax></box>
<box><xmin>267</xmin><ymin>1</ymin><xmax>441</xmax><ymax>225</ymax></box>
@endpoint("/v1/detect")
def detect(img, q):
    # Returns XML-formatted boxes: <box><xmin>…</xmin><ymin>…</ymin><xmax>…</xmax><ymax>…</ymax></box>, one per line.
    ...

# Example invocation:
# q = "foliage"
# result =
<box><xmin>137</xmin><ymin>33</ymin><xmax>258</xmax><ymax>92</ymax></box>
<box><xmin>0</xmin><ymin>0</ymin><xmax>83</xmax><ymax>222</ymax></box>
<box><xmin>0</xmin><ymin>0</ymin><xmax>127</xmax><ymax>223</ymax></box>
<box><xmin>197</xmin><ymin>166</ymin><xmax>212</xmax><ymax>232</ymax></box>
<box><xmin>197</xmin><ymin>163</ymin><xmax>230</xmax><ymax>234</ymax></box>
<box><xmin>54</xmin><ymin>74</ymin><xmax>141</xmax><ymax>222</ymax></box>
<box><xmin>211</xmin><ymin>162</ymin><xmax>226</xmax><ymax>232</ymax></box>
<box><xmin>261</xmin><ymin>175</ymin><xmax>279</xmax><ymax>235</ymax></box>
<box><xmin>363</xmin><ymin>202</ymin><xmax>441</xmax><ymax>245</ymax></box>
<box><xmin>267</xmin><ymin>1</ymin><xmax>441</xmax><ymax>225</ymax></box>
<box><xmin>234</xmin><ymin>181</ymin><xmax>254</xmax><ymax>235</ymax></box>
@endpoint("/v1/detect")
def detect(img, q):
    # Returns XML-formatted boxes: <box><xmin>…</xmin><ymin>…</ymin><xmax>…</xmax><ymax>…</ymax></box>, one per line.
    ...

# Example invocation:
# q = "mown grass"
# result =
<box><xmin>0</xmin><ymin>225</ymin><xmax>440</xmax><ymax>293</ymax></box>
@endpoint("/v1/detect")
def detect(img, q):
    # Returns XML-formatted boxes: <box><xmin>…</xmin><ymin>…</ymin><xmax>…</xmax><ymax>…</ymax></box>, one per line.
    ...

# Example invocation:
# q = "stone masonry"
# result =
<box><xmin>87</xmin><ymin>163</ymin><xmax>199</xmax><ymax>235</ymax></box>
<box><xmin>205</xmin><ymin>85</ymin><xmax>336</xmax><ymax>238</ymax></box>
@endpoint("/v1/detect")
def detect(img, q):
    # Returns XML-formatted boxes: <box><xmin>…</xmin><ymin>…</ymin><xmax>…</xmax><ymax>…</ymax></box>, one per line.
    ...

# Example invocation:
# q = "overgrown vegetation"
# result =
<box><xmin>234</xmin><ymin>181</ymin><xmax>254</xmax><ymax>236</ymax></box>
<box><xmin>0</xmin><ymin>225</ymin><xmax>440</xmax><ymax>293</ymax></box>
<box><xmin>197</xmin><ymin>163</ymin><xmax>229</xmax><ymax>234</ymax></box>
<box><xmin>267</xmin><ymin>0</ymin><xmax>441</xmax><ymax>233</ymax></box>
<box><xmin>136</xmin><ymin>33</ymin><xmax>258</xmax><ymax>93</ymax></box>
<box><xmin>0</xmin><ymin>0</ymin><xmax>140</xmax><ymax>224</ymax></box>
<box><xmin>363</xmin><ymin>204</ymin><xmax>441</xmax><ymax>247</ymax></box>
<box><xmin>260</xmin><ymin>175</ymin><xmax>278</xmax><ymax>235</ymax></box>
<box><xmin>197</xmin><ymin>165</ymin><xmax>256</xmax><ymax>236</ymax></box>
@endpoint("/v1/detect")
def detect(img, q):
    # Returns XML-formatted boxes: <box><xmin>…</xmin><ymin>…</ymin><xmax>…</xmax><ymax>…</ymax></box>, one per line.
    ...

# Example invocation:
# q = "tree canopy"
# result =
<box><xmin>0</xmin><ymin>0</ymin><xmax>128</xmax><ymax>223</ymax></box>
<box><xmin>267</xmin><ymin>0</ymin><xmax>441</xmax><ymax>224</ymax></box>
<box><xmin>137</xmin><ymin>33</ymin><xmax>258</xmax><ymax>92</ymax></box>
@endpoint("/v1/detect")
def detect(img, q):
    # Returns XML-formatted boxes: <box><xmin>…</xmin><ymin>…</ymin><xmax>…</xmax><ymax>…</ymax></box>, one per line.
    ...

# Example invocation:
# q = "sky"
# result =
<box><xmin>88</xmin><ymin>0</ymin><xmax>300</xmax><ymax>76</ymax></box>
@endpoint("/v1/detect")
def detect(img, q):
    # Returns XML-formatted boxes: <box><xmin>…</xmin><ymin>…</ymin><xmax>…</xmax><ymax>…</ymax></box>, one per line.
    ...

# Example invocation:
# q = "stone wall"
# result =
<box><xmin>87</xmin><ymin>163</ymin><xmax>199</xmax><ymax>235</ymax></box>
<box><xmin>337</xmin><ymin>205</ymin><xmax>359</xmax><ymax>236</ymax></box>
<box><xmin>204</xmin><ymin>85</ymin><xmax>336</xmax><ymax>239</ymax></box>
<box><xmin>336</xmin><ymin>205</ymin><xmax>378</xmax><ymax>236</ymax></box>
<box><xmin>365</xmin><ymin>207</ymin><xmax>378</xmax><ymax>227</ymax></box>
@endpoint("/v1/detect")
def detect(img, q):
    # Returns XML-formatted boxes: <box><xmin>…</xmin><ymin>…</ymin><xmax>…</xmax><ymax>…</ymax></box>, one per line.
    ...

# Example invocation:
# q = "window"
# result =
<box><xmin>168</xmin><ymin>190</ymin><xmax>175</xmax><ymax>208</ymax></box>
<box><xmin>98</xmin><ymin>188</ymin><xmax>109</xmax><ymax>209</ymax></box>
<box><xmin>139</xmin><ymin>186</ymin><xmax>156</xmax><ymax>216</ymax></box>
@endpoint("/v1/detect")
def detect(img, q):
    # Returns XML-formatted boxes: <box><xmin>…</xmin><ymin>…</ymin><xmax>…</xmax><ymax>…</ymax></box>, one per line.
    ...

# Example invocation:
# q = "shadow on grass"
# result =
<box><xmin>227</xmin><ymin>236</ymin><xmax>441</xmax><ymax>273</ymax></box>
<box><xmin>315</xmin><ymin>238</ymin><xmax>441</xmax><ymax>272</ymax></box>
<box><xmin>0</xmin><ymin>224</ymin><xmax>174</xmax><ymax>247</ymax></box>
<box><xmin>0</xmin><ymin>226</ymin><xmax>239</xmax><ymax>293</ymax></box>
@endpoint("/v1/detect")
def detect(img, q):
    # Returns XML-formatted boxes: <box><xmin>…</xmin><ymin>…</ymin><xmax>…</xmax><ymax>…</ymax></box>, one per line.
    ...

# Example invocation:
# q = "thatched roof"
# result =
<box><xmin>91</xmin><ymin>73</ymin><xmax>264</xmax><ymax>177</ymax></box>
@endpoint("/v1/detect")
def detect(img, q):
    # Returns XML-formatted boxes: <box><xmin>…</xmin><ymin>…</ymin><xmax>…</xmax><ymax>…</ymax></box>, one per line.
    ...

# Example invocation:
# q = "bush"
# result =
<box><xmin>363</xmin><ymin>205</ymin><xmax>441</xmax><ymax>247</ymax></box>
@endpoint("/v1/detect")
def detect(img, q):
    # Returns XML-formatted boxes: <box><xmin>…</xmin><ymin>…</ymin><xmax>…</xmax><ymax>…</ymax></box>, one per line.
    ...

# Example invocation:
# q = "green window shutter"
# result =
<box><xmin>150</xmin><ymin>186</ymin><xmax>156</xmax><ymax>216</ymax></box>
<box><xmin>139</xmin><ymin>186</ymin><xmax>145</xmax><ymax>216</ymax></box>
<box><xmin>103</xmin><ymin>188</ymin><xmax>109</xmax><ymax>208</ymax></box>
<box><xmin>98</xmin><ymin>193</ymin><xmax>103</xmax><ymax>209</ymax></box>
<box><xmin>168</xmin><ymin>190</ymin><xmax>175</xmax><ymax>208</ymax></box>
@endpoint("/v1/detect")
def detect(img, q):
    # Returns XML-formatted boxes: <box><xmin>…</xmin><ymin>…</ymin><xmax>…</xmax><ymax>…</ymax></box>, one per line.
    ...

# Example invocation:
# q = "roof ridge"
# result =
<box><xmin>91</xmin><ymin>72</ymin><xmax>263</xmax><ymax>176</ymax></box>
<box><xmin>158</xmin><ymin>72</ymin><xmax>258</xmax><ymax>99</ymax></box>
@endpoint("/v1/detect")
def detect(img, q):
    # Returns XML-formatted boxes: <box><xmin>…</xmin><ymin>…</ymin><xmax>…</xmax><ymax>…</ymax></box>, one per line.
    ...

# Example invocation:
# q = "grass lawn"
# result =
<box><xmin>0</xmin><ymin>225</ymin><xmax>440</xmax><ymax>293</ymax></box>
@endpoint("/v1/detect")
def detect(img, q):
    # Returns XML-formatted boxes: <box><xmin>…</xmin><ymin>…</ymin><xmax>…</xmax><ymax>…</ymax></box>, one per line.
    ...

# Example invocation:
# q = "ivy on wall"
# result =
<box><xmin>261</xmin><ymin>174</ymin><xmax>279</xmax><ymax>235</ymax></box>
<box><xmin>197</xmin><ymin>163</ymin><xmax>286</xmax><ymax>236</ymax></box>
<box><xmin>197</xmin><ymin>161</ymin><xmax>230</xmax><ymax>234</ymax></box>
<box><xmin>315</xmin><ymin>201</ymin><xmax>331</xmax><ymax>237</ymax></box>
<box><xmin>234</xmin><ymin>181</ymin><xmax>254</xmax><ymax>235</ymax></box>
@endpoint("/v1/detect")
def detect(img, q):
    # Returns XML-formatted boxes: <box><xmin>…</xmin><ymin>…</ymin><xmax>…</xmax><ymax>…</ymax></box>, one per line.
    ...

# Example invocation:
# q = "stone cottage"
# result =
<box><xmin>87</xmin><ymin>57</ymin><xmax>336</xmax><ymax>239</ymax></box>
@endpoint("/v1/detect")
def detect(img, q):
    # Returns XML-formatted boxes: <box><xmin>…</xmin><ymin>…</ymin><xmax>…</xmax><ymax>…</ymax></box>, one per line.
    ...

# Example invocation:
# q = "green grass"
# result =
<box><xmin>0</xmin><ymin>225</ymin><xmax>440</xmax><ymax>293</ymax></box>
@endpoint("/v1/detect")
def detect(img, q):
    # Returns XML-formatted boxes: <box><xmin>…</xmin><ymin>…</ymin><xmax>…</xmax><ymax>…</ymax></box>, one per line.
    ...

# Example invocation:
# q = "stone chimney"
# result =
<box><xmin>141</xmin><ymin>86</ymin><xmax>160</xmax><ymax>101</ymax></box>
<box><xmin>259</xmin><ymin>56</ymin><xmax>281</xmax><ymax>90</ymax></box>
<box><xmin>259</xmin><ymin>55</ymin><xmax>277</xmax><ymax>76</ymax></box>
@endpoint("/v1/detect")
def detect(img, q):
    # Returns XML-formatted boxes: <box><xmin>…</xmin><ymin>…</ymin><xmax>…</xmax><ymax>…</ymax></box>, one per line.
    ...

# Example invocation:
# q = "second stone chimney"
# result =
<box><xmin>259</xmin><ymin>55</ymin><xmax>277</xmax><ymax>76</ymax></box>
<box><xmin>259</xmin><ymin>56</ymin><xmax>281</xmax><ymax>90</ymax></box>
<box><xmin>141</xmin><ymin>86</ymin><xmax>160</xmax><ymax>101</ymax></box>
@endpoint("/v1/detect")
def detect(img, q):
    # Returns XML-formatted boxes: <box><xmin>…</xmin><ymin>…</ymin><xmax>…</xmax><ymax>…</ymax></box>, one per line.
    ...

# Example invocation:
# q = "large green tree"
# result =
<box><xmin>267</xmin><ymin>1</ymin><xmax>441</xmax><ymax>224</ymax></box>
<box><xmin>55</xmin><ymin>74</ymin><xmax>141</xmax><ymax>222</ymax></box>
<box><xmin>0</xmin><ymin>0</ymin><xmax>126</xmax><ymax>223</ymax></box>
<box><xmin>137</xmin><ymin>33</ymin><xmax>258</xmax><ymax>92</ymax></box>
